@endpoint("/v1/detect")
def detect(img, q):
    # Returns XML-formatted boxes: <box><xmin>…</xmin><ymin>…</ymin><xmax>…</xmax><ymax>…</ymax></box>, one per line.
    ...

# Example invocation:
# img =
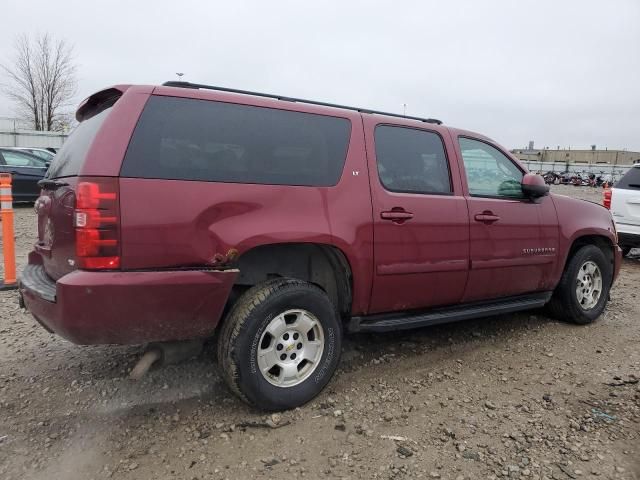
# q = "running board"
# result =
<box><xmin>349</xmin><ymin>292</ymin><xmax>553</xmax><ymax>333</ymax></box>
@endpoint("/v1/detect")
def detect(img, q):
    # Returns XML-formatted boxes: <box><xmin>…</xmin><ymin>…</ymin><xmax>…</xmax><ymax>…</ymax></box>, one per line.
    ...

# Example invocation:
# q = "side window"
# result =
<box><xmin>374</xmin><ymin>125</ymin><xmax>451</xmax><ymax>194</ymax></box>
<box><xmin>121</xmin><ymin>96</ymin><xmax>351</xmax><ymax>187</ymax></box>
<box><xmin>1</xmin><ymin>151</ymin><xmax>45</xmax><ymax>168</ymax></box>
<box><xmin>30</xmin><ymin>150</ymin><xmax>54</xmax><ymax>161</ymax></box>
<box><xmin>615</xmin><ymin>167</ymin><xmax>640</xmax><ymax>190</ymax></box>
<box><xmin>458</xmin><ymin>137</ymin><xmax>524</xmax><ymax>198</ymax></box>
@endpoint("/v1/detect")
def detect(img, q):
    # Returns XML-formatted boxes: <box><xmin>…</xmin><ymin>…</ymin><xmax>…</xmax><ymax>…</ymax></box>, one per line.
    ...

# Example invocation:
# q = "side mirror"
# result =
<box><xmin>521</xmin><ymin>173</ymin><xmax>549</xmax><ymax>198</ymax></box>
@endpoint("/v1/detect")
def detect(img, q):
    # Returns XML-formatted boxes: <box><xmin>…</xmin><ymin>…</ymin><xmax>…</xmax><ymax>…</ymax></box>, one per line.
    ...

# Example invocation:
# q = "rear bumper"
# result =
<box><xmin>614</xmin><ymin>221</ymin><xmax>640</xmax><ymax>247</ymax></box>
<box><xmin>617</xmin><ymin>232</ymin><xmax>640</xmax><ymax>248</ymax></box>
<box><xmin>19</xmin><ymin>260</ymin><xmax>237</xmax><ymax>345</ymax></box>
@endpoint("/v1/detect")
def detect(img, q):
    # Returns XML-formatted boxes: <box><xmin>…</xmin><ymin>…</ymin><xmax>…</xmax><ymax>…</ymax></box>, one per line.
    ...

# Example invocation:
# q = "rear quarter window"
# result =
<box><xmin>616</xmin><ymin>167</ymin><xmax>640</xmax><ymax>190</ymax></box>
<box><xmin>120</xmin><ymin>96</ymin><xmax>351</xmax><ymax>187</ymax></box>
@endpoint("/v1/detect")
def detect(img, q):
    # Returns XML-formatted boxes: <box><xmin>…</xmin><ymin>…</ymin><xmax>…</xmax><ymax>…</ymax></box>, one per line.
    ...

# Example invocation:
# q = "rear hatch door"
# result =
<box><xmin>35</xmin><ymin>100</ymin><xmax>116</xmax><ymax>280</ymax></box>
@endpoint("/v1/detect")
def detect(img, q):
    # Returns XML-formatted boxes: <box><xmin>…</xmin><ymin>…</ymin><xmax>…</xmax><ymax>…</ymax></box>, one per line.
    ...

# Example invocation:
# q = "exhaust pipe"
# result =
<box><xmin>129</xmin><ymin>339</ymin><xmax>204</xmax><ymax>380</ymax></box>
<box><xmin>130</xmin><ymin>349</ymin><xmax>162</xmax><ymax>380</ymax></box>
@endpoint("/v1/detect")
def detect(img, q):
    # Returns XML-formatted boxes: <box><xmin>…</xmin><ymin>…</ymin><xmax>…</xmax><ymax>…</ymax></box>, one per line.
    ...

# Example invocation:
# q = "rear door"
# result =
<box><xmin>454</xmin><ymin>136</ymin><xmax>559</xmax><ymax>302</ymax></box>
<box><xmin>611</xmin><ymin>166</ymin><xmax>640</xmax><ymax>235</ymax></box>
<box><xmin>365</xmin><ymin>117</ymin><xmax>470</xmax><ymax>314</ymax></box>
<box><xmin>0</xmin><ymin>150</ymin><xmax>47</xmax><ymax>199</ymax></box>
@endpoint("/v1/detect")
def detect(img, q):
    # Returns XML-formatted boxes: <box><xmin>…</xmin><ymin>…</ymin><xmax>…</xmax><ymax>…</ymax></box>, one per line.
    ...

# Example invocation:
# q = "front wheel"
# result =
<box><xmin>217</xmin><ymin>278</ymin><xmax>342</xmax><ymax>411</ymax></box>
<box><xmin>547</xmin><ymin>245</ymin><xmax>613</xmax><ymax>324</ymax></box>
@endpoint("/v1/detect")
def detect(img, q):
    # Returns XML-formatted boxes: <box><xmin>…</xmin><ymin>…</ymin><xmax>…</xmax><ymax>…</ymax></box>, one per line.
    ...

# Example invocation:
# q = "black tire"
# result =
<box><xmin>217</xmin><ymin>278</ymin><xmax>342</xmax><ymax>411</ymax></box>
<box><xmin>621</xmin><ymin>246</ymin><xmax>632</xmax><ymax>257</ymax></box>
<box><xmin>547</xmin><ymin>245</ymin><xmax>612</xmax><ymax>324</ymax></box>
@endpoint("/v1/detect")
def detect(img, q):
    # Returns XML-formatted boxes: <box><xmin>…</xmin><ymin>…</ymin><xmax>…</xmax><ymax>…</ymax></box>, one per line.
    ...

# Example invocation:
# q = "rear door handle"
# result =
<box><xmin>474</xmin><ymin>212</ymin><xmax>500</xmax><ymax>223</ymax></box>
<box><xmin>380</xmin><ymin>210</ymin><xmax>414</xmax><ymax>223</ymax></box>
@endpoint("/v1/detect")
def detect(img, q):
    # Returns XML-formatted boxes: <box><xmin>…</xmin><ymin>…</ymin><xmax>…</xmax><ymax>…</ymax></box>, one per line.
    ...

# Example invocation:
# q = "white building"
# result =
<box><xmin>0</xmin><ymin>117</ymin><xmax>68</xmax><ymax>149</ymax></box>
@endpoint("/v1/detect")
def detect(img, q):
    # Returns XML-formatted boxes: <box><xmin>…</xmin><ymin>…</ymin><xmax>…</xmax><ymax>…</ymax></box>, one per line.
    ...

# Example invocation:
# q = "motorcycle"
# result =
<box><xmin>543</xmin><ymin>171</ymin><xmax>560</xmax><ymax>184</ymax></box>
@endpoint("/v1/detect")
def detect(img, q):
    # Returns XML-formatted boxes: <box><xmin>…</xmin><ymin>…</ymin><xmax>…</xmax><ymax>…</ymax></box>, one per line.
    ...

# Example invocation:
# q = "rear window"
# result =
<box><xmin>375</xmin><ymin>125</ymin><xmax>451</xmax><ymax>194</ymax></box>
<box><xmin>616</xmin><ymin>166</ymin><xmax>640</xmax><ymax>190</ymax></box>
<box><xmin>46</xmin><ymin>107</ymin><xmax>112</xmax><ymax>179</ymax></box>
<box><xmin>120</xmin><ymin>96</ymin><xmax>351</xmax><ymax>186</ymax></box>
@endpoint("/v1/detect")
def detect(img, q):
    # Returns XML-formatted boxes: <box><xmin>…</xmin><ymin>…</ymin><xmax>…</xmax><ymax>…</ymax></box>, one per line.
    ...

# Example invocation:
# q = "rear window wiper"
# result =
<box><xmin>37</xmin><ymin>178</ymin><xmax>70</xmax><ymax>189</ymax></box>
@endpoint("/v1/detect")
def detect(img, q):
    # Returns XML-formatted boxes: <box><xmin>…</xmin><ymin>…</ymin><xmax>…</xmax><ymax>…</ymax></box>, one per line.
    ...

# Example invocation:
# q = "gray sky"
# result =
<box><xmin>1</xmin><ymin>0</ymin><xmax>639</xmax><ymax>150</ymax></box>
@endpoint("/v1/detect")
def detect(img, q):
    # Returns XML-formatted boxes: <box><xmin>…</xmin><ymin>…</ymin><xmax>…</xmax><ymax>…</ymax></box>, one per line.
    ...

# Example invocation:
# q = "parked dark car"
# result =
<box><xmin>9</xmin><ymin>147</ymin><xmax>56</xmax><ymax>163</ymax></box>
<box><xmin>0</xmin><ymin>148</ymin><xmax>48</xmax><ymax>201</ymax></box>
<box><xmin>19</xmin><ymin>82</ymin><xmax>622</xmax><ymax>411</ymax></box>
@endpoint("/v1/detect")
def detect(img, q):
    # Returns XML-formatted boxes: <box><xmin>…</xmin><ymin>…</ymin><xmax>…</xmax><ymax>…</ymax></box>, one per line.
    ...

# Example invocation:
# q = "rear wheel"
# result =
<box><xmin>217</xmin><ymin>278</ymin><xmax>341</xmax><ymax>411</ymax></box>
<box><xmin>547</xmin><ymin>245</ymin><xmax>612</xmax><ymax>324</ymax></box>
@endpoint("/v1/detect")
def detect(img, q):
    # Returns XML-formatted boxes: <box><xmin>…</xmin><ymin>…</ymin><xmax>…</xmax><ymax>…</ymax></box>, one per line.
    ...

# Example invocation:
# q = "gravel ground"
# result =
<box><xmin>0</xmin><ymin>185</ymin><xmax>638</xmax><ymax>480</ymax></box>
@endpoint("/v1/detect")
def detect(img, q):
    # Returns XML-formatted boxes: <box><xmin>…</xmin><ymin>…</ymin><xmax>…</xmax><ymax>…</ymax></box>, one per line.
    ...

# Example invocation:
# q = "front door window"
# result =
<box><xmin>458</xmin><ymin>137</ymin><xmax>523</xmax><ymax>198</ymax></box>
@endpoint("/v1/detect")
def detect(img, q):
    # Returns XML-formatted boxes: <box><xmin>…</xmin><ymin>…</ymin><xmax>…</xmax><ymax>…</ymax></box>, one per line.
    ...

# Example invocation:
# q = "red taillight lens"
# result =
<box><xmin>77</xmin><ymin>182</ymin><xmax>116</xmax><ymax>209</ymax></box>
<box><xmin>603</xmin><ymin>188</ymin><xmax>612</xmax><ymax>210</ymax></box>
<box><xmin>74</xmin><ymin>177</ymin><xmax>120</xmax><ymax>270</ymax></box>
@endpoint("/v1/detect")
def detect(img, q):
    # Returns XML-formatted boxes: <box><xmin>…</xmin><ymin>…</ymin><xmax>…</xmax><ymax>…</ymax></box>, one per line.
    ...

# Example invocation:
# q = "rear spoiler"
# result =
<box><xmin>75</xmin><ymin>85</ymin><xmax>130</xmax><ymax>122</ymax></box>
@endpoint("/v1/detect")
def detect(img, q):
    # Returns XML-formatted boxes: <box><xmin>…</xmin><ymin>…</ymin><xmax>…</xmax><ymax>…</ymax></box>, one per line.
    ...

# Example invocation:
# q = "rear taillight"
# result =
<box><xmin>603</xmin><ymin>188</ymin><xmax>612</xmax><ymax>210</ymax></box>
<box><xmin>73</xmin><ymin>177</ymin><xmax>120</xmax><ymax>269</ymax></box>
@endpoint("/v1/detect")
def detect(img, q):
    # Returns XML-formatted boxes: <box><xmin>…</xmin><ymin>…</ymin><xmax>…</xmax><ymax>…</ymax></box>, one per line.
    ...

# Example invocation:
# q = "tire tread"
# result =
<box><xmin>547</xmin><ymin>244</ymin><xmax>611</xmax><ymax>324</ymax></box>
<box><xmin>217</xmin><ymin>278</ymin><xmax>332</xmax><ymax>408</ymax></box>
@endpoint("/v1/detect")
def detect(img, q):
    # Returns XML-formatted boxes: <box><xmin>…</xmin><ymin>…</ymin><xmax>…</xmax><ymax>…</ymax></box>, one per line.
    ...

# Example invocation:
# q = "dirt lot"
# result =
<box><xmin>0</xmin><ymin>185</ymin><xmax>638</xmax><ymax>480</ymax></box>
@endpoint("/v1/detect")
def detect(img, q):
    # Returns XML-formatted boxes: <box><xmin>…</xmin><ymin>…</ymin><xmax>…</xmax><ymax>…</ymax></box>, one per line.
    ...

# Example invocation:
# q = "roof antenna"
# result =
<box><xmin>176</xmin><ymin>72</ymin><xmax>184</xmax><ymax>80</ymax></box>
<box><xmin>403</xmin><ymin>103</ymin><xmax>407</xmax><ymax>116</ymax></box>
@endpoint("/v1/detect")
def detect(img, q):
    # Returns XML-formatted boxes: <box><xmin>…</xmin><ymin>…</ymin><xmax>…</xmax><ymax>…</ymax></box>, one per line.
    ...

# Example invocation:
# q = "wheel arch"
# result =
<box><xmin>563</xmin><ymin>234</ymin><xmax>615</xmax><ymax>280</ymax></box>
<box><xmin>229</xmin><ymin>242</ymin><xmax>353</xmax><ymax>319</ymax></box>
<box><xmin>547</xmin><ymin>234</ymin><xmax>615</xmax><ymax>324</ymax></box>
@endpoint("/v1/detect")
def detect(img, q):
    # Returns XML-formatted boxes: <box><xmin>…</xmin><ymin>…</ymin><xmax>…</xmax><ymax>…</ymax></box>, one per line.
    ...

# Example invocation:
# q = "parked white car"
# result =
<box><xmin>606</xmin><ymin>164</ymin><xmax>640</xmax><ymax>256</ymax></box>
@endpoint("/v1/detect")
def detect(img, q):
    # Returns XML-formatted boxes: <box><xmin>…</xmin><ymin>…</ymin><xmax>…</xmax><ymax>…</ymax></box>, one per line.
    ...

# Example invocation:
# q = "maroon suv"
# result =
<box><xmin>19</xmin><ymin>82</ymin><xmax>622</xmax><ymax>410</ymax></box>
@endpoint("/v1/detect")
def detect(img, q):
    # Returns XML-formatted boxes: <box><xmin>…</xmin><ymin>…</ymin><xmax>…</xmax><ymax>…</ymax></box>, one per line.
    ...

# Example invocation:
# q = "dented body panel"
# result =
<box><xmin>117</xmin><ymin>103</ymin><xmax>374</xmax><ymax>315</ymax></box>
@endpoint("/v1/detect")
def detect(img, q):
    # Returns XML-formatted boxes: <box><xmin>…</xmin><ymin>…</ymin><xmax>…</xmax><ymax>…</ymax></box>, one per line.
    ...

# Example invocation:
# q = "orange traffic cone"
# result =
<box><xmin>1</xmin><ymin>173</ymin><xmax>17</xmax><ymax>291</ymax></box>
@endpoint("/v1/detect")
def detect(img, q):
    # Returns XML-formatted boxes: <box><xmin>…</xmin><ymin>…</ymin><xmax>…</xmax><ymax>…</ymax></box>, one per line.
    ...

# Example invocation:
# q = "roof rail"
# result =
<box><xmin>161</xmin><ymin>81</ymin><xmax>443</xmax><ymax>125</ymax></box>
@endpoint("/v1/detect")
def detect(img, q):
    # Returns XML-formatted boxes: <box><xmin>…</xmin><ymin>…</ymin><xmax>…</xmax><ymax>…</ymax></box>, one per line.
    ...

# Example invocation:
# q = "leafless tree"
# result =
<box><xmin>1</xmin><ymin>33</ymin><xmax>77</xmax><ymax>131</ymax></box>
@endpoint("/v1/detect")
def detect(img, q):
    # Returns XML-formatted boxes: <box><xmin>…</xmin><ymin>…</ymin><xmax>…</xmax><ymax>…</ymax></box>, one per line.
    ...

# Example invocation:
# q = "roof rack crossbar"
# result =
<box><xmin>161</xmin><ymin>81</ymin><xmax>442</xmax><ymax>125</ymax></box>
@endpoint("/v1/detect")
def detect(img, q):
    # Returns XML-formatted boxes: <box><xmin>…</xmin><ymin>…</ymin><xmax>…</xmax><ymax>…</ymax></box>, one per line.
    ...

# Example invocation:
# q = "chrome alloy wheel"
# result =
<box><xmin>576</xmin><ymin>260</ymin><xmax>603</xmax><ymax>310</ymax></box>
<box><xmin>257</xmin><ymin>309</ymin><xmax>324</xmax><ymax>387</ymax></box>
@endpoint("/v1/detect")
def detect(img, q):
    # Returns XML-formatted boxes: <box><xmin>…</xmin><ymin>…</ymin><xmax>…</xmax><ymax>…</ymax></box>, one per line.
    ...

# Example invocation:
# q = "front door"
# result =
<box><xmin>365</xmin><ymin>119</ymin><xmax>470</xmax><ymax>314</ymax></box>
<box><xmin>454</xmin><ymin>136</ymin><xmax>558</xmax><ymax>302</ymax></box>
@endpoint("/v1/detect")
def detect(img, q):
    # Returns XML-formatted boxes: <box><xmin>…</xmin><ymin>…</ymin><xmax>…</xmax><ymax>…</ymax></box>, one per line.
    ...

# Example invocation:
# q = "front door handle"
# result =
<box><xmin>474</xmin><ymin>212</ymin><xmax>500</xmax><ymax>223</ymax></box>
<box><xmin>380</xmin><ymin>209</ymin><xmax>414</xmax><ymax>223</ymax></box>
